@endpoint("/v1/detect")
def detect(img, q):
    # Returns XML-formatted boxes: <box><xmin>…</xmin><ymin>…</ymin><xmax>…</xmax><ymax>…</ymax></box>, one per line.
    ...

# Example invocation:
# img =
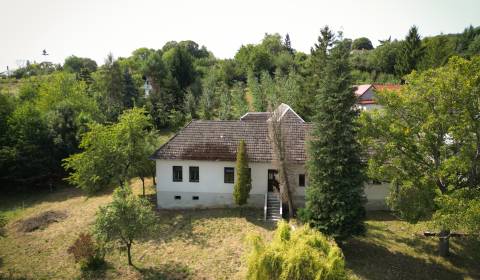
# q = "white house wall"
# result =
<box><xmin>156</xmin><ymin>160</ymin><xmax>389</xmax><ymax>210</ymax></box>
<box><xmin>156</xmin><ymin>160</ymin><xmax>273</xmax><ymax>208</ymax></box>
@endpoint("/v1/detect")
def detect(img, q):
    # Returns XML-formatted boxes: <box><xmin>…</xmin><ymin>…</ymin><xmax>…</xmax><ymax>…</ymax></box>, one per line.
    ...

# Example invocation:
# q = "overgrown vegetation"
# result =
<box><xmin>67</xmin><ymin>232</ymin><xmax>105</xmax><ymax>271</ymax></box>
<box><xmin>246</xmin><ymin>220</ymin><xmax>346</xmax><ymax>280</ymax></box>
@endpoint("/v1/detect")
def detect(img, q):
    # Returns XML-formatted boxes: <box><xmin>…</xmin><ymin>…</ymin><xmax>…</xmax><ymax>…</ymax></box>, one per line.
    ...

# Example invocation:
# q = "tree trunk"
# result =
<box><xmin>439</xmin><ymin>230</ymin><xmax>450</xmax><ymax>257</ymax></box>
<box><xmin>141</xmin><ymin>177</ymin><xmax>145</xmax><ymax>196</ymax></box>
<box><xmin>152</xmin><ymin>174</ymin><xmax>156</xmax><ymax>185</ymax></box>
<box><xmin>278</xmin><ymin>162</ymin><xmax>294</xmax><ymax>218</ymax></box>
<box><xmin>127</xmin><ymin>242</ymin><xmax>133</xmax><ymax>266</ymax></box>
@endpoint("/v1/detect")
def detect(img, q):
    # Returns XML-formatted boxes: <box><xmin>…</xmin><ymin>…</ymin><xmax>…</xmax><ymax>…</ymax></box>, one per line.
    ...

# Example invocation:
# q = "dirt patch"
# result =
<box><xmin>15</xmin><ymin>210</ymin><xmax>68</xmax><ymax>233</ymax></box>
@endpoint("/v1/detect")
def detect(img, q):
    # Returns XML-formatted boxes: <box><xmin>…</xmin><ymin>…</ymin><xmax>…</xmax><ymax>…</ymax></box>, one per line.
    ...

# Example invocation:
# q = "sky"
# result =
<box><xmin>0</xmin><ymin>0</ymin><xmax>479</xmax><ymax>70</ymax></box>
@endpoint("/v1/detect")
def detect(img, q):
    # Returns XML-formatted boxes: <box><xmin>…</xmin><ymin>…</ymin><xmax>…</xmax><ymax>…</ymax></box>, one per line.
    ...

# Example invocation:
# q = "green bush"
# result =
<box><xmin>246</xmin><ymin>221</ymin><xmax>347</xmax><ymax>280</ymax></box>
<box><xmin>67</xmin><ymin>232</ymin><xmax>105</xmax><ymax>271</ymax></box>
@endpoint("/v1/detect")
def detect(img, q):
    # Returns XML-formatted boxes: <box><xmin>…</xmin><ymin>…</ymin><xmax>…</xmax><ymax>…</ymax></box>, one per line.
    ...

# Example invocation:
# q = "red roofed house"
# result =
<box><xmin>151</xmin><ymin>104</ymin><xmax>389</xmax><ymax>220</ymax></box>
<box><xmin>355</xmin><ymin>84</ymin><xmax>401</xmax><ymax>110</ymax></box>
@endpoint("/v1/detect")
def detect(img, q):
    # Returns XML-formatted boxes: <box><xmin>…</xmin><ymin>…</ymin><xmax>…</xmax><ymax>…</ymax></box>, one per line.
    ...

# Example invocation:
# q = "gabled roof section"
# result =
<box><xmin>151</xmin><ymin>103</ymin><xmax>310</xmax><ymax>163</ymax></box>
<box><xmin>268</xmin><ymin>103</ymin><xmax>305</xmax><ymax>123</ymax></box>
<box><xmin>354</xmin><ymin>84</ymin><xmax>373</xmax><ymax>98</ymax></box>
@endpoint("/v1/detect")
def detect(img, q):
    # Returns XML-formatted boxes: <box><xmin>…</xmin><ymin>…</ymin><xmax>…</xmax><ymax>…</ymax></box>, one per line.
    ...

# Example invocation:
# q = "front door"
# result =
<box><xmin>268</xmin><ymin>169</ymin><xmax>279</xmax><ymax>192</ymax></box>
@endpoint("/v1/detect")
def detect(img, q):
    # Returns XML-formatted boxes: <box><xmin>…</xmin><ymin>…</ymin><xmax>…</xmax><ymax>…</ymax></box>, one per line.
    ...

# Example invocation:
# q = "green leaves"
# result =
<box><xmin>246</xmin><ymin>221</ymin><xmax>346</xmax><ymax>280</ymax></box>
<box><xmin>361</xmin><ymin>56</ymin><xmax>480</xmax><ymax>228</ymax></box>
<box><xmin>93</xmin><ymin>186</ymin><xmax>157</xmax><ymax>265</ymax></box>
<box><xmin>63</xmin><ymin>108</ymin><xmax>158</xmax><ymax>194</ymax></box>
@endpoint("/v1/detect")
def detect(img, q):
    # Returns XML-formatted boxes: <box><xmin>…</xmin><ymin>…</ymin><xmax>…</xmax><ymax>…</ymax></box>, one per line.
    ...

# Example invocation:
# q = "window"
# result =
<box><xmin>174</xmin><ymin>195</ymin><xmax>181</xmax><ymax>200</ymax></box>
<box><xmin>299</xmin><ymin>174</ymin><xmax>305</xmax><ymax>187</ymax></box>
<box><xmin>189</xmin><ymin>166</ymin><xmax>199</xmax><ymax>182</ymax></box>
<box><xmin>224</xmin><ymin>167</ymin><xmax>234</xmax><ymax>183</ymax></box>
<box><xmin>172</xmin><ymin>166</ymin><xmax>183</xmax><ymax>182</ymax></box>
<box><xmin>192</xmin><ymin>196</ymin><xmax>199</xmax><ymax>200</ymax></box>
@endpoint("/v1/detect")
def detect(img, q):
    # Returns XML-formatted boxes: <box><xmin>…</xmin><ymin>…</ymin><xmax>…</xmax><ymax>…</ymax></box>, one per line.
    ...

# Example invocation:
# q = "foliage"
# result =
<box><xmin>395</xmin><ymin>26</ymin><xmax>424</xmax><ymax>77</ymax></box>
<box><xmin>93</xmin><ymin>186</ymin><xmax>157</xmax><ymax>266</ymax></box>
<box><xmin>233</xmin><ymin>140</ymin><xmax>251</xmax><ymax>205</ymax></box>
<box><xmin>304</xmin><ymin>26</ymin><xmax>366</xmax><ymax>239</ymax></box>
<box><xmin>67</xmin><ymin>232</ymin><xmax>105</xmax><ymax>271</ymax></box>
<box><xmin>246</xmin><ymin>220</ymin><xmax>347</xmax><ymax>280</ymax></box>
<box><xmin>359</xmin><ymin>56</ymin><xmax>480</xmax><ymax>233</ymax></box>
<box><xmin>63</xmin><ymin>107</ymin><xmax>157</xmax><ymax>194</ymax></box>
<box><xmin>352</xmin><ymin>37</ymin><xmax>373</xmax><ymax>50</ymax></box>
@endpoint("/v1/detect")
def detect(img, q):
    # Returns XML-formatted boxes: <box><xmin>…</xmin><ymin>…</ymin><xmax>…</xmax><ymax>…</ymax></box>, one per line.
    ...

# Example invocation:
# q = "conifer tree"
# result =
<box><xmin>395</xmin><ymin>25</ymin><xmax>424</xmax><ymax>78</ymax></box>
<box><xmin>284</xmin><ymin>33</ymin><xmax>294</xmax><ymax>55</ymax></box>
<box><xmin>233</xmin><ymin>140</ymin><xmax>251</xmax><ymax>205</ymax></box>
<box><xmin>304</xmin><ymin>26</ymin><xmax>366</xmax><ymax>239</ymax></box>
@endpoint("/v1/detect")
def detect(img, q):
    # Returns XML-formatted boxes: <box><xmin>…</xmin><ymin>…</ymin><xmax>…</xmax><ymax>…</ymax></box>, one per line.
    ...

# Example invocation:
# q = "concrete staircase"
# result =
<box><xmin>265</xmin><ymin>192</ymin><xmax>282</xmax><ymax>221</ymax></box>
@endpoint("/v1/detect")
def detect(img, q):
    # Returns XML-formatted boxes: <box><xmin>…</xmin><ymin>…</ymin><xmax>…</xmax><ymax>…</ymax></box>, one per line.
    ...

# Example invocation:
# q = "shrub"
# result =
<box><xmin>246</xmin><ymin>221</ymin><xmax>347</xmax><ymax>280</ymax></box>
<box><xmin>67</xmin><ymin>232</ymin><xmax>105</xmax><ymax>271</ymax></box>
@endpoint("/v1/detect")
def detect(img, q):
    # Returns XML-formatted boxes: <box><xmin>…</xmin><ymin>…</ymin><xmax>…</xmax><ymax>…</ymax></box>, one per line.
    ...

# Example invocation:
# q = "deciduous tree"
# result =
<box><xmin>360</xmin><ymin>56</ymin><xmax>480</xmax><ymax>256</ymax></box>
<box><xmin>93</xmin><ymin>186</ymin><xmax>157</xmax><ymax>266</ymax></box>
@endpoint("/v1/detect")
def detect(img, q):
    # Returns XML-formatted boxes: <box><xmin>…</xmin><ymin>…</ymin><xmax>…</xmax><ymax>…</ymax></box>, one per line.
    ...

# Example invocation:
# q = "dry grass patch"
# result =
<box><xmin>15</xmin><ymin>210</ymin><xmax>68</xmax><ymax>233</ymax></box>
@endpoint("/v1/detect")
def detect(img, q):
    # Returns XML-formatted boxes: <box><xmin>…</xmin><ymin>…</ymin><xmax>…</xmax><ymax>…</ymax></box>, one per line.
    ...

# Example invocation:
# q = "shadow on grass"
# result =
<box><xmin>136</xmin><ymin>261</ymin><xmax>194</xmax><ymax>280</ymax></box>
<box><xmin>366</xmin><ymin>211</ymin><xmax>399</xmax><ymax>222</ymax></box>
<box><xmin>342</xmin><ymin>239</ymin><xmax>464</xmax><ymax>280</ymax></box>
<box><xmin>77</xmin><ymin>261</ymin><xmax>110</xmax><ymax>280</ymax></box>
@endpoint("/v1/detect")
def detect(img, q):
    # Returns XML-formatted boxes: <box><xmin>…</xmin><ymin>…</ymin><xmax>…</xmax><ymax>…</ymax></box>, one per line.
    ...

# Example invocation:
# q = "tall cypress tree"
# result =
<box><xmin>304</xmin><ymin>27</ymin><xmax>366</xmax><ymax>239</ymax></box>
<box><xmin>233</xmin><ymin>140</ymin><xmax>251</xmax><ymax>206</ymax></box>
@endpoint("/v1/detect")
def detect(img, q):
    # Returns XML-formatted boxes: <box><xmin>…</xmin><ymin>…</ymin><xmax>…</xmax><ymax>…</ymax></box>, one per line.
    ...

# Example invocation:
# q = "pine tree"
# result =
<box><xmin>304</xmin><ymin>27</ymin><xmax>366</xmax><ymax>239</ymax></box>
<box><xmin>233</xmin><ymin>140</ymin><xmax>251</xmax><ymax>206</ymax></box>
<box><xmin>395</xmin><ymin>25</ymin><xmax>424</xmax><ymax>78</ymax></box>
<box><xmin>284</xmin><ymin>33</ymin><xmax>294</xmax><ymax>55</ymax></box>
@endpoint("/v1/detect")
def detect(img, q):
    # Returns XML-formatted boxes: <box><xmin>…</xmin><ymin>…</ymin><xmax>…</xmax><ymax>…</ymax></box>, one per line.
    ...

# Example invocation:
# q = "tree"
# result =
<box><xmin>93</xmin><ymin>54</ymin><xmax>125</xmax><ymax>121</ymax></box>
<box><xmin>233</xmin><ymin>140</ymin><xmax>252</xmax><ymax>206</ymax></box>
<box><xmin>417</xmin><ymin>35</ymin><xmax>454</xmax><ymax>70</ymax></box>
<box><xmin>268</xmin><ymin>105</ymin><xmax>295</xmax><ymax>218</ymax></box>
<box><xmin>352</xmin><ymin>37</ymin><xmax>374</xmax><ymax>50</ymax></box>
<box><xmin>63</xmin><ymin>108</ymin><xmax>157</xmax><ymax>194</ymax></box>
<box><xmin>93</xmin><ymin>186</ymin><xmax>157</xmax><ymax>266</ymax></box>
<box><xmin>284</xmin><ymin>33</ymin><xmax>294</xmax><ymax>55</ymax></box>
<box><xmin>359</xmin><ymin>56</ymin><xmax>480</xmax><ymax>256</ymax></box>
<box><xmin>303</xmin><ymin>27</ymin><xmax>366</xmax><ymax>239</ymax></box>
<box><xmin>395</xmin><ymin>26</ymin><xmax>424</xmax><ymax>78</ymax></box>
<box><xmin>246</xmin><ymin>220</ymin><xmax>346</xmax><ymax>280</ymax></box>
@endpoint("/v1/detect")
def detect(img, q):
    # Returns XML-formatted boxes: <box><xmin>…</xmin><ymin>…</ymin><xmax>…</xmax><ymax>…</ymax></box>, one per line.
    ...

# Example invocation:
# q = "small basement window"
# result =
<box><xmin>224</xmin><ymin>167</ymin><xmax>234</xmax><ymax>183</ymax></box>
<box><xmin>299</xmin><ymin>174</ymin><xmax>305</xmax><ymax>187</ymax></box>
<box><xmin>189</xmin><ymin>166</ymin><xmax>199</xmax><ymax>182</ymax></box>
<box><xmin>173</xmin><ymin>166</ymin><xmax>183</xmax><ymax>182</ymax></box>
<box><xmin>174</xmin><ymin>195</ymin><xmax>181</xmax><ymax>200</ymax></box>
<box><xmin>192</xmin><ymin>196</ymin><xmax>199</xmax><ymax>200</ymax></box>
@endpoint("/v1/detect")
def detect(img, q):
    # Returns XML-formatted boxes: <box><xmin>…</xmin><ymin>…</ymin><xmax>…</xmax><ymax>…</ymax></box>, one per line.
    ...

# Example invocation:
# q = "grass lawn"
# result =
<box><xmin>1</xmin><ymin>180</ymin><xmax>479</xmax><ymax>280</ymax></box>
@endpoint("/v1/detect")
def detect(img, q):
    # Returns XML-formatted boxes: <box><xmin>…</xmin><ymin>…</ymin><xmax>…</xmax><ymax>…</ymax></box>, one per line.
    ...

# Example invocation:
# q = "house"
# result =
<box><xmin>355</xmin><ymin>84</ymin><xmax>401</xmax><ymax>110</ymax></box>
<box><xmin>151</xmin><ymin>104</ymin><xmax>389</xmax><ymax>216</ymax></box>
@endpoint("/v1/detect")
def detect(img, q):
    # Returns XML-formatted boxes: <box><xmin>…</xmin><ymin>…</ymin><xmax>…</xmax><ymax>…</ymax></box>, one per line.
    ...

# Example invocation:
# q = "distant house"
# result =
<box><xmin>355</xmin><ymin>84</ymin><xmax>401</xmax><ymax>110</ymax></box>
<box><xmin>151</xmin><ymin>104</ymin><xmax>389</xmax><ymax>218</ymax></box>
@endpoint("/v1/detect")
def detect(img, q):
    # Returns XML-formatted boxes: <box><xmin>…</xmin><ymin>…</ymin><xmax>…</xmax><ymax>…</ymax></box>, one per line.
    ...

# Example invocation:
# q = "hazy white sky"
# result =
<box><xmin>1</xmin><ymin>0</ymin><xmax>479</xmax><ymax>69</ymax></box>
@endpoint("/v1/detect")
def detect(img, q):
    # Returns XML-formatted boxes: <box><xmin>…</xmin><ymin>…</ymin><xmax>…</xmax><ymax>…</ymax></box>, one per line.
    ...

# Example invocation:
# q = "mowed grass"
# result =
<box><xmin>1</xmin><ymin>181</ymin><xmax>479</xmax><ymax>280</ymax></box>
